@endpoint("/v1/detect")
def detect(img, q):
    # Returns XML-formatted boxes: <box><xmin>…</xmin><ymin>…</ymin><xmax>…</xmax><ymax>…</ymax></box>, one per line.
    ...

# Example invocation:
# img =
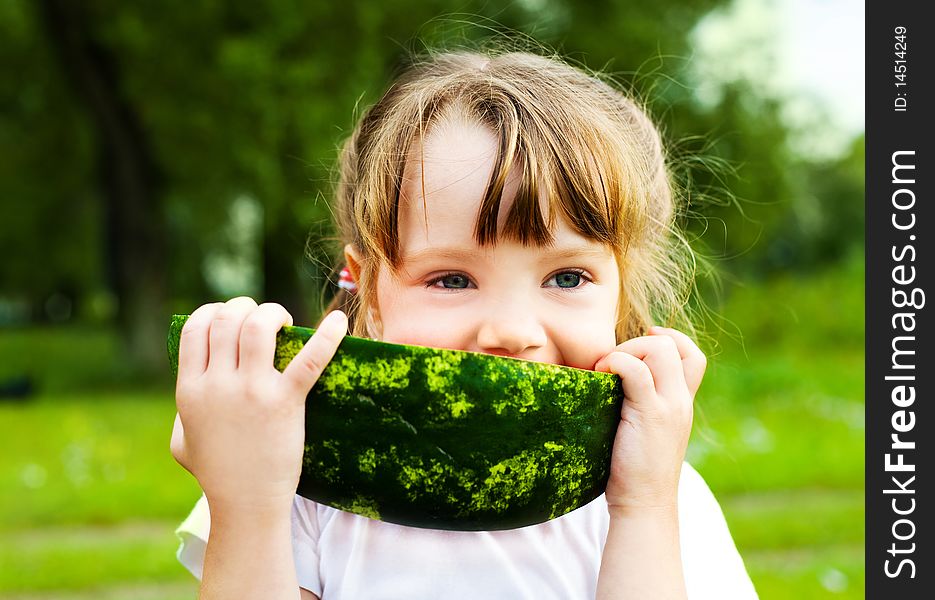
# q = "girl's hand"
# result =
<box><xmin>170</xmin><ymin>297</ymin><xmax>348</xmax><ymax>514</ymax></box>
<box><xmin>593</xmin><ymin>326</ymin><xmax>705</xmax><ymax>513</ymax></box>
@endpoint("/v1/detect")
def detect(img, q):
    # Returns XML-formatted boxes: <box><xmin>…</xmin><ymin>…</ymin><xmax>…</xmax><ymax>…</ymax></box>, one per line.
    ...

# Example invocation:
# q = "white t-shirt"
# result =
<box><xmin>176</xmin><ymin>462</ymin><xmax>757</xmax><ymax>599</ymax></box>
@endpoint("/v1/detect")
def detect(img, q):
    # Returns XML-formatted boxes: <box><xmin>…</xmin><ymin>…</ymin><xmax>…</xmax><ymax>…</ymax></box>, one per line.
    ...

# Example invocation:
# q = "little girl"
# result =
<box><xmin>171</xmin><ymin>49</ymin><xmax>757</xmax><ymax>599</ymax></box>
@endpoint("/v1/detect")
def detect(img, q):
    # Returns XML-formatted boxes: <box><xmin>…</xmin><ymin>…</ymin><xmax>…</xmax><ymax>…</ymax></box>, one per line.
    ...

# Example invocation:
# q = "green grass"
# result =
<box><xmin>0</xmin><ymin>326</ymin><xmax>169</xmax><ymax>394</ymax></box>
<box><xmin>0</xmin><ymin>258</ymin><xmax>864</xmax><ymax>598</ymax></box>
<box><xmin>687</xmin><ymin>256</ymin><xmax>865</xmax><ymax>598</ymax></box>
<box><xmin>0</xmin><ymin>393</ymin><xmax>201</xmax><ymax>529</ymax></box>
<box><xmin>1</xmin><ymin>522</ymin><xmax>190</xmax><ymax>592</ymax></box>
<box><xmin>745</xmin><ymin>544</ymin><xmax>863</xmax><ymax>600</ymax></box>
<box><xmin>0</xmin><ymin>393</ymin><xmax>200</xmax><ymax>596</ymax></box>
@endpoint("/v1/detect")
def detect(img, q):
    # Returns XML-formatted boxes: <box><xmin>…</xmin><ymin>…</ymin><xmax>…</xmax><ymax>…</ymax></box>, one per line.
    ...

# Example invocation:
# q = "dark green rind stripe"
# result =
<box><xmin>167</xmin><ymin>314</ymin><xmax>623</xmax><ymax>531</ymax></box>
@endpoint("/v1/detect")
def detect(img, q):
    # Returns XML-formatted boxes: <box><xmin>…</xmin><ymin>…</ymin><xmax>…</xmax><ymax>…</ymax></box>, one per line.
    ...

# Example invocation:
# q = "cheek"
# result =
<box><xmin>556</xmin><ymin>321</ymin><xmax>618</xmax><ymax>370</ymax></box>
<box><xmin>379</xmin><ymin>310</ymin><xmax>468</xmax><ymax>348</ymax></box>
<box><xmin>375</xmin><ymin>281</ymin><xmax>468</xmax><ymax>347</ymax></box>
<box><xmin>552</xmin><ymin>297</ymin><xmax>619</xmax><ymax>370</ymax></box>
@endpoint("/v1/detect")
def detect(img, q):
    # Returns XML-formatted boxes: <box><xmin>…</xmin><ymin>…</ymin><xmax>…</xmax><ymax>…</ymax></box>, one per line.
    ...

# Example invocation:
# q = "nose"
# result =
<box><xmin>475</xmin><ymin>298</ymin><xmax>548</xmax><ymax>358</ymax></box>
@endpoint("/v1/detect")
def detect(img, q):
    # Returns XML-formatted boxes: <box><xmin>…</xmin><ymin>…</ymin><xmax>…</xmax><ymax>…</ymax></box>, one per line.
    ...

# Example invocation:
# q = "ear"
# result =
<box><xmin>343</xmin><ymin>243</ymin><xmax>363</xmax><ymax>283</ymax></box>
<box><xmin>342</xmin><ymin>243</ymin><xmax>383</xmax><ymax>338</ymax></box>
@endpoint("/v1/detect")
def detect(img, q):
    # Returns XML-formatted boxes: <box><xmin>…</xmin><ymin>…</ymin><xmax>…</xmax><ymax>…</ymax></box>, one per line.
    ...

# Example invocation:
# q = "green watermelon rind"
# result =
<box><xmin>167</xmin><ymin>314</ymin><xmax>623</xmax><ymax>531</ymax></box>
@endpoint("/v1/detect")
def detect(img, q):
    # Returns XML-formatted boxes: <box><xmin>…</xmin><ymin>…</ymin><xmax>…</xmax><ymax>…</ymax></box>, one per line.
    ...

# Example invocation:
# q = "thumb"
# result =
<box><xmin>282</xmin><ymin>310</ymin><xmax>348</xmax><ymax>396</ymax></box>
<box><xmin>593</xmin><ymin>353</ymin><xmax>613</xmax><ymax>372</ymax></box>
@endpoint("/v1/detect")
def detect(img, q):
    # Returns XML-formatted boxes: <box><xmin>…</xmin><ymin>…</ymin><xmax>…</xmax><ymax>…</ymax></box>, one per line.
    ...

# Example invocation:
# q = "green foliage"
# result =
<box><xmin>674</xmin><ymin>84</ymin><xmax>865</xmax><ymax>278</ymax></box>
<box><xmin>0</xmin><ymin>1</ymin><xmax>101</xmax><ymax>308</ymax></box>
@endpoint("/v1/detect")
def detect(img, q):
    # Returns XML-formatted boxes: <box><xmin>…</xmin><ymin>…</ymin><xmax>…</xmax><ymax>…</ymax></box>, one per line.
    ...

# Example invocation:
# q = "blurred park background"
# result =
<box><xmin>0</xmin><ymin>0</ymin><xmax>863</xmax><ymax>598</ymax></box>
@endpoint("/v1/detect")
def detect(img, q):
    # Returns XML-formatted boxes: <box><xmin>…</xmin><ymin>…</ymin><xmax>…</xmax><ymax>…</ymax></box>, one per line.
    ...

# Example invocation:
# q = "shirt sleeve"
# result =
<box><xmin>678</xmin><ymin>463</ymin><xmax>759</xmax><ymax>599</ymax></box>
<box><xmin>175</xmin><ymin>494</ymin><xmax>210</xmax><ymax>581</ymax></box>
<box><xmin>291</xmin><ymin>496</ymin><xmax>324</xmax><ymax>596</ymax></box>
<box><xmin>174</xmin><ymin>493</ymin><xmax>324</xmax><ymax>596</ymax></box>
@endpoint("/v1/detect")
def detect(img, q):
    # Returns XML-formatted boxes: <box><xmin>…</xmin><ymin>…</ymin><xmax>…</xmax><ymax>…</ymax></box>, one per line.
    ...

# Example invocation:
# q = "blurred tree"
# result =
<box><xmin>0</xmin><ymin>1</ymin><xmax>101</xmax><ymax>322</ymax></box>
<box><xmin>785</xmin><ymin>135</ymin><xmax>864</xmax><ymax>268</ymax></box>
<box><xmin>671</xmin><ymin>82</ymin><xmax>864</xmax><ymax>279</ymax></box>
<box><xmin>38</xmin><ymin>0</ymin><xmax>167</xmax><ymax>368</ymax></box>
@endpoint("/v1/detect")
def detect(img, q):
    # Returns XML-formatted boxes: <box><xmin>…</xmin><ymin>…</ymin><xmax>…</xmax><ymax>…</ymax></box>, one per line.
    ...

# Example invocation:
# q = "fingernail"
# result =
<box><xmin>325</xmin><ymin>310</ymin><xmax>348</xmax><ymax>329</ymax></box>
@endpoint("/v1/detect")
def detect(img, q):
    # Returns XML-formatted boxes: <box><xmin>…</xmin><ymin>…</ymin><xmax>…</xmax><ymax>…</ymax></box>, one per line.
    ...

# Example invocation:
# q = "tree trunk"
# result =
<box><xmin>262</xmin><ymin>214</ymin><xmax>311</xmax><ymax>326</ymax></box>
<box><xmin>39</xmin><ymin>0</ymin><xmax>168</xmax><ymax>372</ymax></box>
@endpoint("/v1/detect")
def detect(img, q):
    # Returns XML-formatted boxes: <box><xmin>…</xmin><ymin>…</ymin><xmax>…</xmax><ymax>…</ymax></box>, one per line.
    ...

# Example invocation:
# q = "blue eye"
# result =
<box><xmin>553</xmin><ymin>272</ymin><xmax>581</xmax><ymax>288</ymax></box>
<box><xmin>547</xmin><ymin>269</ymin><xmax>590</xmax><ymax>289</ymax></box>
<box><xmin>428</xmin><ymin>273</ymin><xmax>472</xmax><ymax>289</ymax></box>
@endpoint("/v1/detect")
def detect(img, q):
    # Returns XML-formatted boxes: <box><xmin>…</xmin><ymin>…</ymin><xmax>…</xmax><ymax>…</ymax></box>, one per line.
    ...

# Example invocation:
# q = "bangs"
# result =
<box><xmin>360</xmin><ymin>52</ymin><xmax>658</xmax><ymax>271</ymax></box>
<box><xmin>470</xmin><ymin>108</ymin><xmax>624</xmax><ymax>255</ymax></box>
<box><xmin>407</xmin><ymin>93</ymin><xmax>629</xmax><ymax>261</ymax></box>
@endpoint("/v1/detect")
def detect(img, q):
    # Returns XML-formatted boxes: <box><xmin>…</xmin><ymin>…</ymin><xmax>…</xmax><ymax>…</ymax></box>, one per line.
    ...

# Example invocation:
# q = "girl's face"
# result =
<box><xmin>362</xmin><ymin>119</ymin><xmax>620</xmax><ymax>371</ymax></box>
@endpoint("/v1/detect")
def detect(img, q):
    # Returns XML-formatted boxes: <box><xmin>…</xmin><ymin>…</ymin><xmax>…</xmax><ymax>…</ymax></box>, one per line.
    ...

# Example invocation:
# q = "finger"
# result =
<box><xmin>648</xmin><ymin>326</ymin><xmax>707</xmax><ymax>398</ymax></box>
<box><xmin>239</xmin><ymin>303</ymin><xmax>294</xmax><ymax>375</ymax></box>
<box><xmin>594</xmin><ymin>351</ymin><xmax>656</xmax><ymax>408</ymax></box>
<box><xmin>613</xmin><ymin>335</ymin><xmax>687</xmax><ymax>399</ymax></box>
<box><xmin>178</xmin><ymin>302</ymin><xmax>224</xmax><ymax>378</ymax></box>
<box><xmin>282</xmin><ymin>310</ymin><xmax>348</xmax><ymax>398</ymax></box>
<box><xmin>207</xmin><ymin>297</ymin><xmax>259</xmax><ymax>371</ymax></box>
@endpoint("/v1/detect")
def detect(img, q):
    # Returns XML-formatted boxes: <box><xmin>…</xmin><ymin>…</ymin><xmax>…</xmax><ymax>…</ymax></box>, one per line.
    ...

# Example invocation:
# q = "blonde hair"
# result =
<box><xmin>320</xmin><ymin>48</ymin><xmax>694</xmax><ymax>343</ymax></box>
